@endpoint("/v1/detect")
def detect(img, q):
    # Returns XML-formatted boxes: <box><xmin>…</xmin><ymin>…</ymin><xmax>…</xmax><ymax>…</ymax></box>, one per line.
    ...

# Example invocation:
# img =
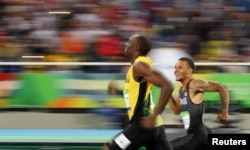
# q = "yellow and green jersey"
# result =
<box><xmin>123</xmin><ymin>56</ymin><xmax>163</xmax><ymax>127</ymax></box>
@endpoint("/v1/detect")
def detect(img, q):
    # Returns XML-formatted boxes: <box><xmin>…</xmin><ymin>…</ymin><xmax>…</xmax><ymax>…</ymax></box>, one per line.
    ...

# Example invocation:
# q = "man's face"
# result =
<box><xmin>124</xmin><ymin>35</ymin><xmax>137</xmax><ymax>57</ymax></box>
<box><xmin>174</xmin><ymin>60</ymin><xmax>191</xmax><ymax>82</ymax></box>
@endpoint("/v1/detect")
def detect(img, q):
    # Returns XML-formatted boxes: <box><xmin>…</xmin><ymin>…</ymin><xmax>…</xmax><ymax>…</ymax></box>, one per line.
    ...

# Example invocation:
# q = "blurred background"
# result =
<box><xmin>0</xmin><ymin>0</ymin><xmax>250</xmax><ymax>149</ymax></box>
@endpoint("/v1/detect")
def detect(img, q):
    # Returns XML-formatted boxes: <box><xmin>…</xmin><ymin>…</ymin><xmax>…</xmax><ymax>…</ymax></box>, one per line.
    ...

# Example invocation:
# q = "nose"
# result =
<box><xmin>174</xmin><ymin>68</ymin><xmax>177</xmax><ymax>74</ymax></box>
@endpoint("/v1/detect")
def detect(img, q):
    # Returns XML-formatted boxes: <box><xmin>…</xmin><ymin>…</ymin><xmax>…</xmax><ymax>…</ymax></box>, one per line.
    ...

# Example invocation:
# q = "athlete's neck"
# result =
<box><xmin>181</xmin><ymin>77</ymin><xmax>193</xmax><ymax>89</ymax></box>
<box><xmin>130</xmin><ymin>55</ymin><xmax>145</xmax><ymax>64</ymax></box>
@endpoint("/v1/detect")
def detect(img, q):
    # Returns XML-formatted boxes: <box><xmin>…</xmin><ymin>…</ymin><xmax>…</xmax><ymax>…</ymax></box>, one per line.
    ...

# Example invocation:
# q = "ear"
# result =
<box><xmin>135</xmin><ymin>45</ymin><xmax>140</xmax><ymax>52</ymax></box>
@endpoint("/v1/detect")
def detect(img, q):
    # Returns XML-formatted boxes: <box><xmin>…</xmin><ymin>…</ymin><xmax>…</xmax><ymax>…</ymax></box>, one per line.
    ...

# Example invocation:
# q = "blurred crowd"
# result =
<box><xmin>0</xmin><ymin>0</ymin><xmax>250</xmax><ymax>73</ymax></box>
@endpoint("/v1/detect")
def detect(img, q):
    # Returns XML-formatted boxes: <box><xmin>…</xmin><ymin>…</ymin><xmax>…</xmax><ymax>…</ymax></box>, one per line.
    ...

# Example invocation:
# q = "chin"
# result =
<box><xmin>176</xmin><ymin>78</ymin><xmax>182</xmax><ymax>82</ymax></box>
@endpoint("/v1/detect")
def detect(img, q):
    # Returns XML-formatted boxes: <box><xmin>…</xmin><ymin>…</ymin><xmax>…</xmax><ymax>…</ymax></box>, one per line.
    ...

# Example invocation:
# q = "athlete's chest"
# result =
<box><xmin>180</xmin><ymin>88</ymin><xmax>204</xmax><ymax>105</ymax></box>
<box><xmin>180</xmin><ymin>89</ymin><xmax>189</xmax><ymax>105</ymax></box>
<box><xmin>125</xmin><ymin>67</ymin><xmax>144</xmax><ymax>84</ymax></box>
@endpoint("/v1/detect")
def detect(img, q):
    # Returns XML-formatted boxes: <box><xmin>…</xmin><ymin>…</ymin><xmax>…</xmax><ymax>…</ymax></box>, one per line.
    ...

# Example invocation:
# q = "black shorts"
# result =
<box><xmin>105</xmin><ymin>122</ymin><xmax>173</xmax><ymax>150</ymax></box>
<box><xmin>170</xmin><ymin>125</ymin><xmax>211</xmax><ymax>150</ymax></box>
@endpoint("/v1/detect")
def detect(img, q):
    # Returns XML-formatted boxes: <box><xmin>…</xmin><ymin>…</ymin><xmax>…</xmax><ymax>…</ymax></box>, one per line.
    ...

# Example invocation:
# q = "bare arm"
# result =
<box><xmin>169</xmin><ymin>96</ymin><xmax>181</xmax><ymax>115</ymax></box>
<box><xmin>191</xmin><ymin>79</ymin><xmax>229</xmax><ymax>121</ymax></box>
<box><xmin>133</xmin><ymin>61</ymin><xmax>173</xmax><ymax>119</ymax></box>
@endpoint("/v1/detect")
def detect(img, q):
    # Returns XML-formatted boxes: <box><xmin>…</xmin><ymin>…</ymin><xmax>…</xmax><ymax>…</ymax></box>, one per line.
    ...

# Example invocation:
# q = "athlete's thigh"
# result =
<box><xmin>106</xmin><ymin>137</ymin><xmax>143</xmax><ymax>150</ymax></box>
<box><xmin>125</xmin><ymin>125</ymin><xmax>161</xmax><ymax>150</ymax></box>
<box><xmin>171</xmin><ymin>133</ymin><xmax>205</xmax><ymax>150</ymax></box>
<box><xmin>105</xmin><ymin>123</ymin><xmax>150</xmax><ymax>150</ymax></box>
<box><xmin>145</xmin><ymin>126</ymin><xmax>173</xmax><ymax>150</ymax></box>
<box><xmin>146</xmin><ymin>136</ymin><xmax>173</xmax><ymax>150</ymax></box>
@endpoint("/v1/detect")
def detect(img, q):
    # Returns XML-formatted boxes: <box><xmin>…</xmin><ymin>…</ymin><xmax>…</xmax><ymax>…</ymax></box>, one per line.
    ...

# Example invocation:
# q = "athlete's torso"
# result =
<box><xmin>179</xmin><ymin>79</ymin><xmax>204</xmax><ymax>133</ymax></box>
<box><xmin>123</xmin><ymin>56</ymin><xmax>163</xmax><ymax>126</ymax></box>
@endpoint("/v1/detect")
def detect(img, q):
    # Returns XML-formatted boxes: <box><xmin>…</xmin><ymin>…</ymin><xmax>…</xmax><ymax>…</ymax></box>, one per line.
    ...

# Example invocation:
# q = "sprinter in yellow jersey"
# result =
<box><xmin>103</xmin><ymin>34</ymin><xmax>173</xmax><ymax>150</ymax></box>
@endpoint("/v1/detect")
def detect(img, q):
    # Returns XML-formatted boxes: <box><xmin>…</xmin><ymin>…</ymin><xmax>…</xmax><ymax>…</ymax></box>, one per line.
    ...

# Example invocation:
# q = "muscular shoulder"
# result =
<box><xmin>133</xmin><ymin>61</ymin><xmax>152</xmax><ymax>77</ymax></box>
<box><xmin>190</xmin><ymin>78</ymin><xmax>208</xmax><ymax>86</ymax></box>
<box><xmin>189</xmin><ymin>78</ymin><xmax>226</xmax><ymax>92</ymax></box>
<box><xmin>133</xmin><ymin>56</ymin><xmax>152</xmax><ymax>73</ymax></box>
<box><xmin>134</xmin><ymin>56</ymin><xmax>153</xmax><ymax>66</ymax></box>
<box><xmin>189</xmin><ymin>78</ymin><xmax>208</xmax><ymax>92</ymax></box>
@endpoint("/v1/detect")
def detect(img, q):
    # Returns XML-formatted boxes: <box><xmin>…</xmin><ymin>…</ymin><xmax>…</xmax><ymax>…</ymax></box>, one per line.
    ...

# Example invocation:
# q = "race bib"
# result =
<box><xmin>180</xmin><ymin>111</ymin><xmax>190</xmax><ymax>130</ymax></box>
<box><xmin>123</xmin><ymin>89</ymin><xmax>131</xmax><ymax>110</ymax></box>
<box><xmin>114</xmin><ymin>133</ymin><xmax>131</xmax><ymax>150</ymax></box>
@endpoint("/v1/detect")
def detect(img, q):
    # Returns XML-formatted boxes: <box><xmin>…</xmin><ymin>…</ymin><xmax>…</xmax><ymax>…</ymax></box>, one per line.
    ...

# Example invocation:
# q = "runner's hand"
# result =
<box><xmin>217</xmin><ymin>112</ymin><xmax>229</xmax><ymax>122</ymax></box>
<box><xmin>107</xmin><ymin>81</ymin><xmax>119</xmax><ymax>95</ymax></box>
